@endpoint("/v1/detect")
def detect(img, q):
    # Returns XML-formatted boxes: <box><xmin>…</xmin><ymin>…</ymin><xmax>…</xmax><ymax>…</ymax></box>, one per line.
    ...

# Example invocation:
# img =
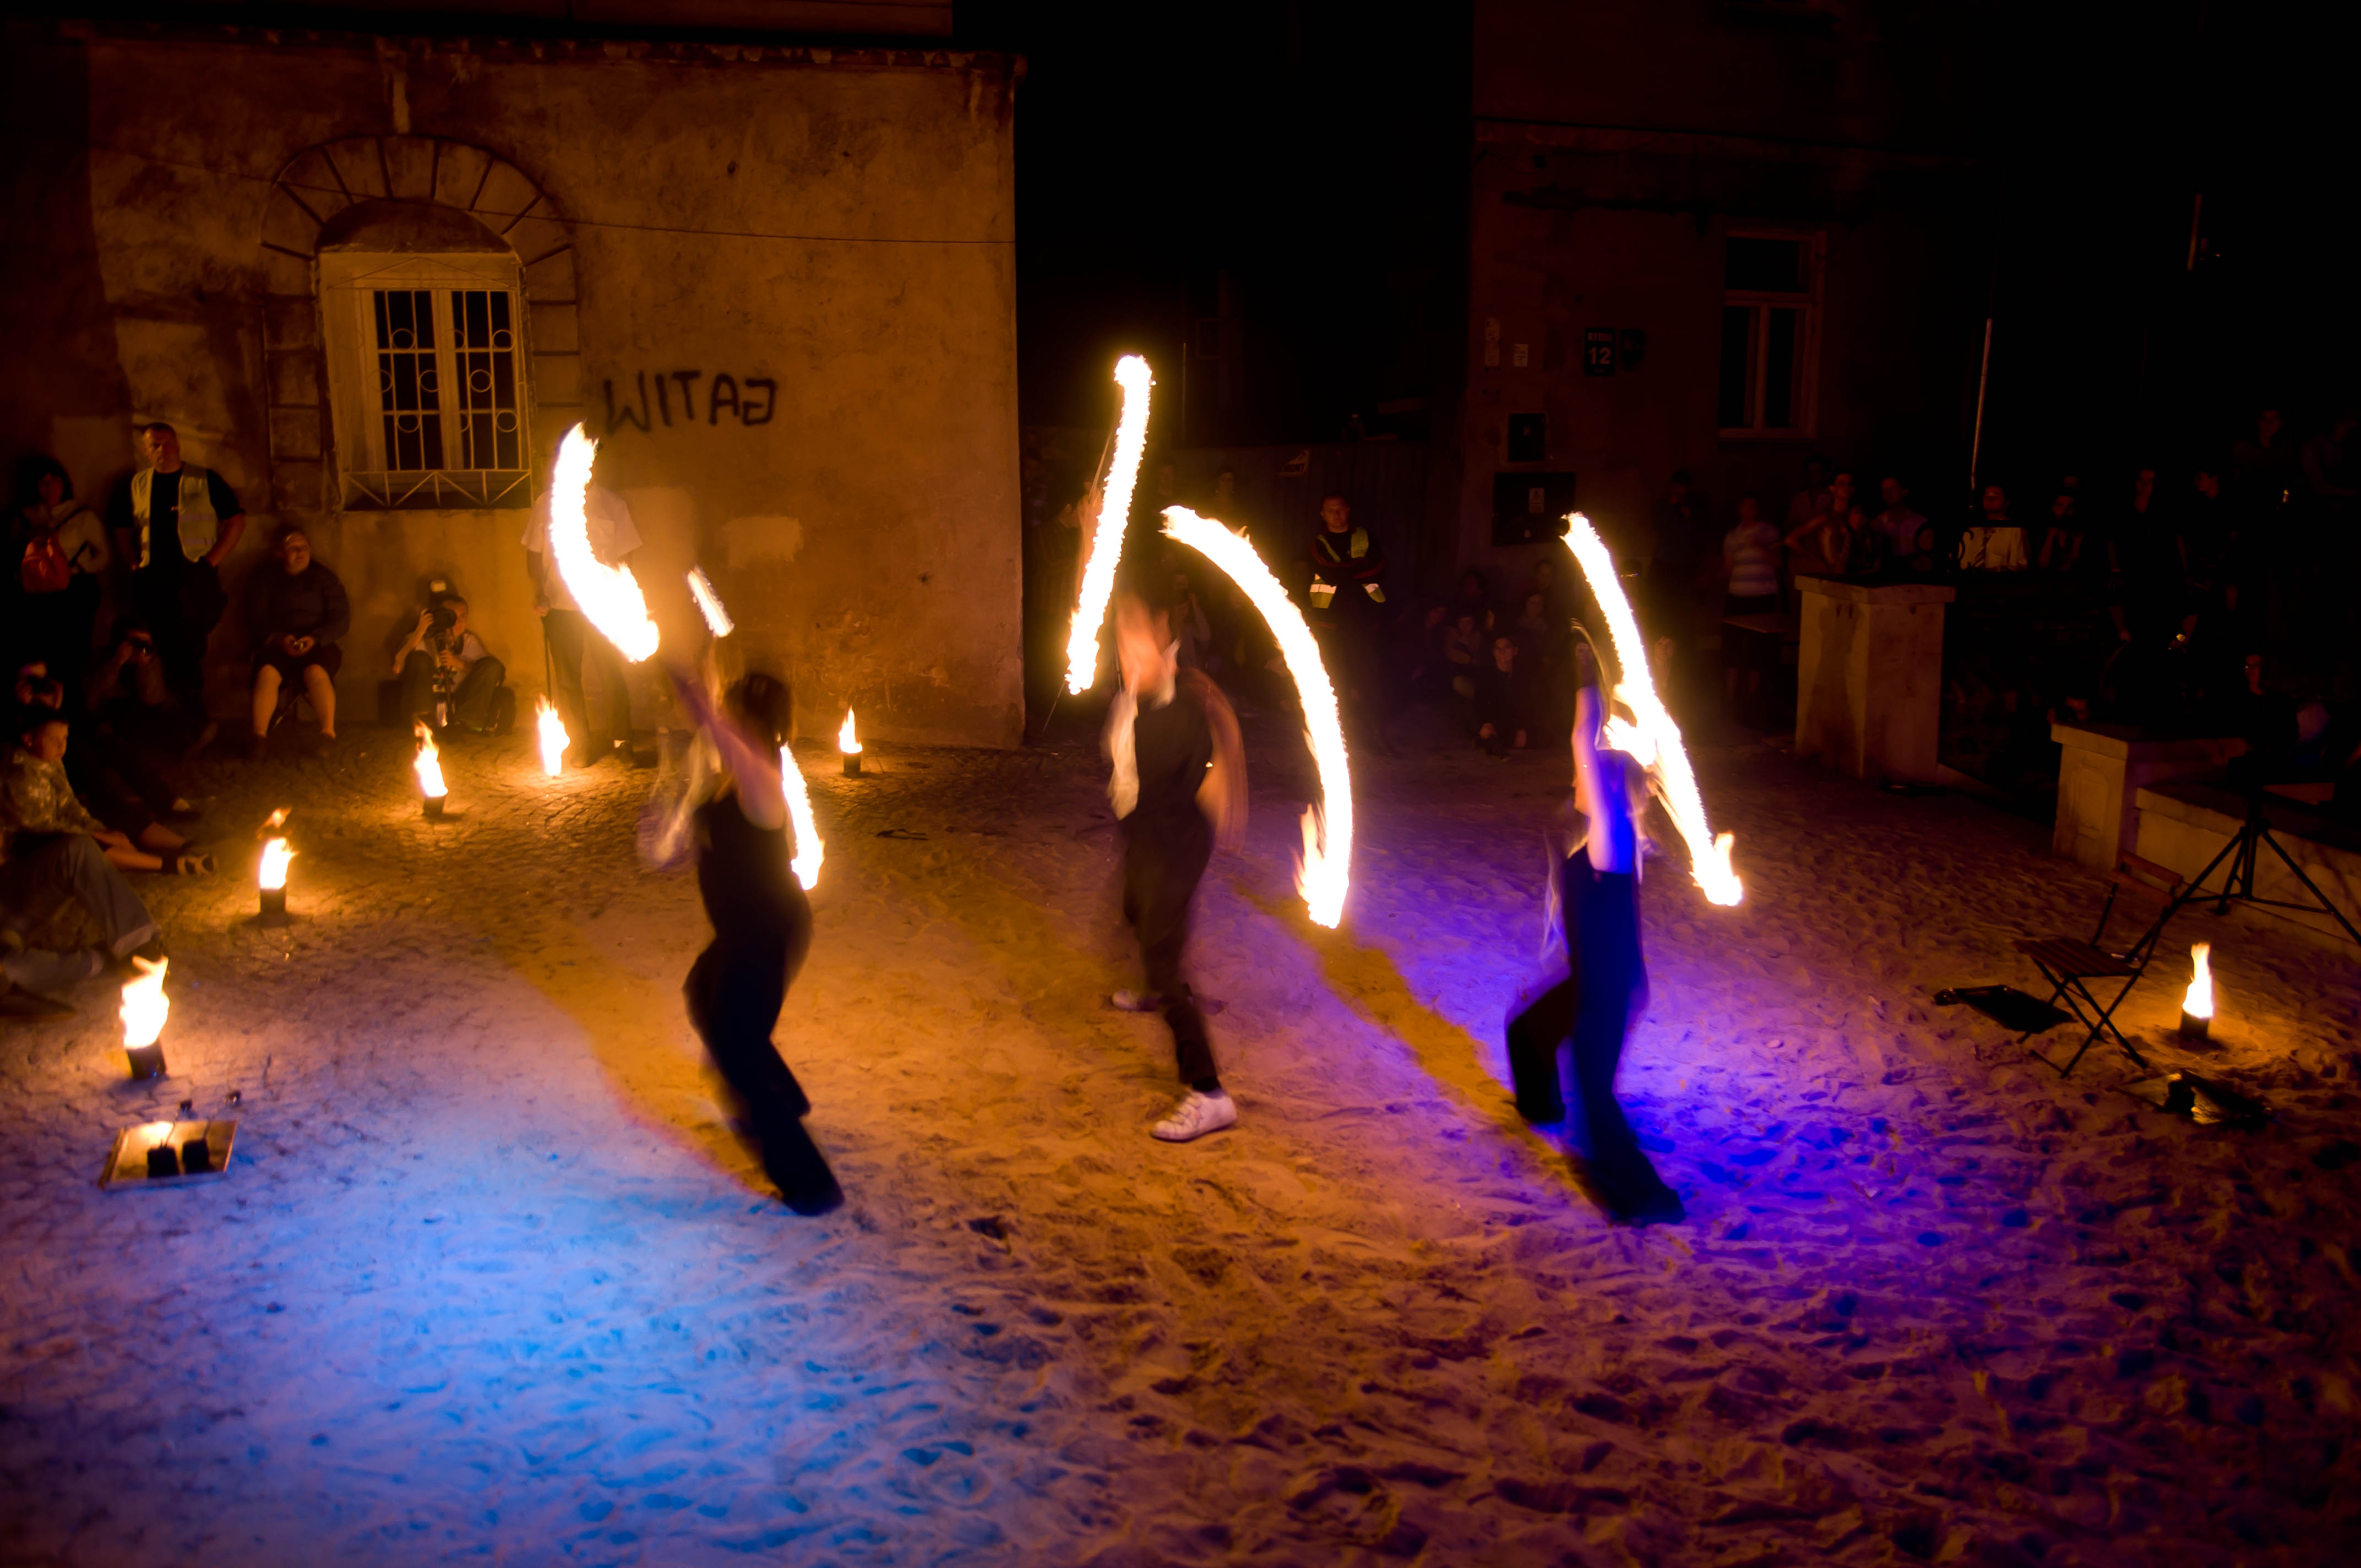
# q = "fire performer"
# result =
<box><xmin>1504</xmin><ymin>660</ymin><xmax>1684</xmax><ymax>1226</ymax></box>
<box><xmin>1106</xmin><ymin>591</ymin><xmax>1248</xmax><ymax>1142</ymax></box>
<box><xmin>662</xmin><ymin>659</ymin><xmax>841</xmax><ymax>1215</ymax></box>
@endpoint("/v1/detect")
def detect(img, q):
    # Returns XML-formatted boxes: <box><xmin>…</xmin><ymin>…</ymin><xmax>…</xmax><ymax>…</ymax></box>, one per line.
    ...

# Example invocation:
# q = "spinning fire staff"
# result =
<box><xmin>1105</xmin><ymin>591</ymin><xmax>1249</xmax><ymax>1143</ymax></box>
<box><xmin>662</xmin><ymin>656</ymin><xmax>842</xmax><ymax>1216</ymax></box>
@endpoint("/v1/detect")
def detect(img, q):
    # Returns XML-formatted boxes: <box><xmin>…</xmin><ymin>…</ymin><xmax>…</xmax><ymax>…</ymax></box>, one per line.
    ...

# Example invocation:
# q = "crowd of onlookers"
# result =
<box><xmin>0</xmin><ymin>419</ymin><xmax>651</xmax><ymax>1019</ymax></box>
<box><xmin>1023</xmin><ymin>402</ymin><xmax>2361</xmax><ymax>801</ymax></box>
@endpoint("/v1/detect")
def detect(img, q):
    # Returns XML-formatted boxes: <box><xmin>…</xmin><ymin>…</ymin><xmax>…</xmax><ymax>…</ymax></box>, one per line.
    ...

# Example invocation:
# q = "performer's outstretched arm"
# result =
<box><xmin>1571</xmin><ymin>685</ymin><xmax>1637</xmax><ymax>874</ymax></box>
<box><xmin>665</xmin><ymin>662</ymin><xmax>786</xmax><ymax>831</ymax></box>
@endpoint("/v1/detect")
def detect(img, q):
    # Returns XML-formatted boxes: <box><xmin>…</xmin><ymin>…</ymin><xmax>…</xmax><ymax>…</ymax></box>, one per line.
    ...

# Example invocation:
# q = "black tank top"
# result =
<box><xmin>694</xmin><ymin>791</ymin><xmax>801</xmax><ymax>948</ymax></box>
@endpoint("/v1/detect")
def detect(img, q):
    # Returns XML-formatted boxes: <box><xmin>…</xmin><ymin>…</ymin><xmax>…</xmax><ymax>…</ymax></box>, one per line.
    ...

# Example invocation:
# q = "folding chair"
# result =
<box><xmin>2011</xmin><ymin>853</ymin><xmax>2184</xmax><ymax>1077</ymax></box>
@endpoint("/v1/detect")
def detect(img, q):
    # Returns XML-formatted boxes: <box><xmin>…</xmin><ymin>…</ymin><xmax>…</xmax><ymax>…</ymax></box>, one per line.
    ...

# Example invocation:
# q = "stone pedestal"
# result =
<box><xmin>2051</xmin><ymin>723</ymin><xmax>2246</xmax><ymax>873</ymax></box>
<box><xmin>1793</xmin><ymin>576</ymin><xmax>1954</xmax><ymax>784</ymax></box>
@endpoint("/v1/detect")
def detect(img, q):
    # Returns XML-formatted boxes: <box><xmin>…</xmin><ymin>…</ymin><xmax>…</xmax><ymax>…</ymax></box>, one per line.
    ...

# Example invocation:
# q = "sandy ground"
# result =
<box><xmin>2</xmin><ymin>712</ymin><xmax>2357</xmax><ymax>1567</ymax></box>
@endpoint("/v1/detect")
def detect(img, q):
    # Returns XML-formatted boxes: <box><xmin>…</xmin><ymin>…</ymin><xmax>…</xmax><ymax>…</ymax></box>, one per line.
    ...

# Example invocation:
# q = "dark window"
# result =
<box><xmin>374</xmin><ymin>288</ymin><xmax>444</xmax><ymax>472</ymax></box>
<box><xmin>451</xmin><ymin>288</ymin><xmax>522</xmax><ymax>472</ymax></box>
<box><xmin>1717</xmin><ymin>304</ymin><xmax>1754</xmax><ymax>428</ymax></box>
<box><xmin>1763</xmin><ymin>308</ymin><xmax>1800</xmax><ymax>429</ymax></box>
<box><xmin>1726</xmin><ymin>236</ymin><xmax>1806</xmax><ymax>293</ymax></box>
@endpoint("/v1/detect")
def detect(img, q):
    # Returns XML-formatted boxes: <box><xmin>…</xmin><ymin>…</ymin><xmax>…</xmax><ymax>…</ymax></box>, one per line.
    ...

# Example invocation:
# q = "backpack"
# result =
<box><xmin>20</xmin><ymin>531</ymin><xmax>70</xmax><ymax>594</ymax></box>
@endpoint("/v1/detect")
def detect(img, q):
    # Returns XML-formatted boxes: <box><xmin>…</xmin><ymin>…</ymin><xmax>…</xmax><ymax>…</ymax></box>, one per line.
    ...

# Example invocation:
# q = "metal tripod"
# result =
<box><xmin>2164</xmin><ymin>788</ymin><xmax>2361</xmax><ymax>947</ymax></box>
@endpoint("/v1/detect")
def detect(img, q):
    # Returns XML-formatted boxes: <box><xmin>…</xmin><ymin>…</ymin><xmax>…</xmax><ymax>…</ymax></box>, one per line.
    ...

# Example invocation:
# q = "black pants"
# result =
<box><xmin>1505</xmin><ymin>858</ymin><xmax>1671</xmax><ymax>1211</ymax></box>
<box><xmin>543</xmin><ymin>608</ymin><xmax>631</xmax><ymax>750</ymax></box>
<box><xmin>1122</xmin><ymin>816</ymin><xmax>1218</xmax><ymax>1086</ymax></box>
<box><xmin>398</xmin><ymin>652</ymin><xmax>508</xmax><ymax>732</ymax></box>
<box><xmin>129</xmin><ymin>562</ymin><xmax>225</xmax><ymax>712</ymax></box>
<box><xmin>684</xmin><ymin>900</ymin><xmax>837</xmax><ymax>1208</ymax></box>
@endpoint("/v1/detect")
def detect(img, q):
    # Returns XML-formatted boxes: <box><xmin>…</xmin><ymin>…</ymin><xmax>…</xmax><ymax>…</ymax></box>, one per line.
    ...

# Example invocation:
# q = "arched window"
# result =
<box><xmin>317</xmin><ymin>201</ymin><xmax>532</xmax><ymax>508</ymax></box>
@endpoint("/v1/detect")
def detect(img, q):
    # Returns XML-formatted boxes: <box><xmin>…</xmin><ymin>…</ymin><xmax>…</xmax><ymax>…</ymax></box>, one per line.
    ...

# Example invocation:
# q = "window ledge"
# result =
<box><xmin>343</xmin><ymin>471</ymin><xmax>534</xmax><ymax>510</ymax></box>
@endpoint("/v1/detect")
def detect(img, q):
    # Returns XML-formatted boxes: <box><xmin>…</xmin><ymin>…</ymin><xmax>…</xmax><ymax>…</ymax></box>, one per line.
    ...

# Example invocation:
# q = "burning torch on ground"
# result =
<box><xmin>536</xmin><ymin>698</ymin><xmax>568</xmax><ymax>779</ymax></box>
<box><xmin>415</xmin><ymin>722</ymin><xmax>448</xmax><ymax>818</ymax></box>
<box><xmin>2180</xmin><ymin>942</ymin><xmax>2214</xmax><ymax>1040</ymax></box>
<box><xmin>258</xmin><ymin>807</ymin><xmax>292</xmax><ymax>919</ymax></box>
<box><xmin>839</xmin><ymin>709</ymin><xmax>862</xmax><ymax>776</ymax></box>
<box><xmin>121</xmin><ymin>955</ymin><xmax>168</xmax><ymax>1080</ymax></box>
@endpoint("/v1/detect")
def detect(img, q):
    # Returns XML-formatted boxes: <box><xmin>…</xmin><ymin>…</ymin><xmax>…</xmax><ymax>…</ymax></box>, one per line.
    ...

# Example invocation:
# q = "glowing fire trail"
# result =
<box><xmin>687</xmin><ymin>568</ymin><xmax>733</xmax><ymax>638</ymax></box>
<box><xmin>552</xmin><ymin>423</ymin><xmax>660</xmax><ymax>662</ymax></box>
<box><xmin>1160</xmin><ymin>506</ymin><xmax>1353</xmax><ymax>928</ymax></box>
<box><xmin>1063</xmin><ymin>356</ymin><xmax>1154</xmax><ymax>695</ymax></box>
<box><xmin>536</xmin><ymin>698</ymin><xmax>568</xmax><ymax>778</ymax></box>
<box><xmin>414</xmin><ymin>722</ymin><xmax>447</xmax><ymax>799</ymax></box>
<box><xmin>2183</xmin><ymin>943</ymin><xmax>2214</xmax><ymax>1019</ymax></box>
<box><xmin>1558</xmin><ymin>513</ymin><xmax>1742</xmax><ymax>906</ymax></box>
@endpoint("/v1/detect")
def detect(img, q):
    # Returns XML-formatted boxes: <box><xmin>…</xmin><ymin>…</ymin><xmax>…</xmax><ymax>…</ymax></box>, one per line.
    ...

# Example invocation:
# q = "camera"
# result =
<box><xmin>429</xmin><ymin>600</ymin><xmax>459</xmax><ymax>633</ymax></box>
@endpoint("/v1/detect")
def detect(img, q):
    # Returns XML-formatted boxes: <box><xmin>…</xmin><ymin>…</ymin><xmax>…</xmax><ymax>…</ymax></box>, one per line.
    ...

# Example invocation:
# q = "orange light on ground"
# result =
<box><xmin>536</xmin><ymin>698</ymin><xmax>568</xmax><ymax>778</ymax></box>
<box><xmin>1160</xmin><ymin>505</ymin><xmax>1353</xmax><ymax>928</ymax></box>
<box><xmin>1064</xmin><ymin>356</ymin><xmax>1153</xmax><ymax>695</ymax></box>
<box><xmin>551</xmin><ymin>423</ymin><xmax>659</xmax><ymax>662</ymax></box>
<box><xmin>1558</xmin><ymin>513</ymin><xmax>1743</xmax><ymax>907</ymax></box>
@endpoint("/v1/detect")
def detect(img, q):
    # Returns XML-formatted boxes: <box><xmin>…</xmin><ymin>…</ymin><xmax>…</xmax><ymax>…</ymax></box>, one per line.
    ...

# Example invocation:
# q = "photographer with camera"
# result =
<box><xmin>394</xmin><ymin>588</ymin><xmax>507</xmax><ymax>734</ymax></box>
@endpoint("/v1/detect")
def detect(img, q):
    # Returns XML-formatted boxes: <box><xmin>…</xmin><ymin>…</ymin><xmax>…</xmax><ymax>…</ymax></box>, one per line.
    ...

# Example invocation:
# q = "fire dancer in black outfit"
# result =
<box><xmin>1504</xmin><ymin>671</ymin><xmax>1684</xmax><ymax>1226</ymax></box>
<box><xmin>665</xmin><ymin>662</ymin><xmax>841</xmax><ymax>1215</ymax></box>
<box><xmin>1106</xmin><ymin>592</ymin><xmax>1248</xmax><ymax>1142</ymax></box>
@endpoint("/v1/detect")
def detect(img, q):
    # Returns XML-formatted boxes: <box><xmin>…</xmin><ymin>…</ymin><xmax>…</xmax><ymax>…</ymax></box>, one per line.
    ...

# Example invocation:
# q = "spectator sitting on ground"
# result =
<box><xmin>15</xmin><ymin>665</ymin><xmax>191</xmax><ymax>859</ymax></box>
<box><xmin>4</xmin><ymin>711</ymin><xmax>211</xmax><ymax>876</ymax></box>
<box><xmin>1452</xmin><ymin>569</ymin><xmax>1495</xmax><ymax>635</ymax></box>
<box><xmin>83</xmin><ymin>618</ymin><xmax>202</xmax><ymax>755</ymax></box>
<box><xmin>245</xmin><ymin>526</ymin><xmax>349</xmax><ymax>757</ymax></box>
<box><xmin>1473</xmin><ymin>633</ymin><xmax>1537</xmax><ymax>756</ymax></box>
<box><xmin>1868</xmin><ymin>476</ymin><xmax>1932</xmax><ymax>572</ymax></box>
<box><xmin>394</xmin><ymin>591</ymin><xmax>508</xmax><ymax>733</ymax></box>
<box><xmin>1444</xmin><ymin>609</ymin><xmax>1487</xmax><ymax>701</ymax></box>
<box><xmin>1957</xmin><ymin>483</ymin><xmax>2030</xmax><ymax>570</ymax></box>
<box><xmin>0</xmin><ymin>754</ymin><xmax>168</xmax><ymax>1016</ymax></box>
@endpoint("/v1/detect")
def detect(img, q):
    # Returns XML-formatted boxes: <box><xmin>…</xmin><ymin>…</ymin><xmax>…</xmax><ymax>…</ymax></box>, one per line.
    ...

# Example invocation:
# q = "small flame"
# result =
<box><xmin>2183</xmin><ymin>943</ymin><xmax>2214</xmax><ymax>1020</ymax></box>
<box><xmin>838</xmin><ymin>708</ymin><xmax>861</xmax><ymax>754</ymax></box>
<box><xmin>1161</xmin><ymin>506</ymin><xmax>1353</xmax><ymax>928</ymax></box>
<box><xmin>781</xmin><ymin>746</ymin><xmax>824</xmax><ymax>891</ymax></box>
<box><xmin>260</xmin><ymin>806</ymin><xmax>290</xmax><ymax>834</ymax></box>
<box><xmin>1064</xmin><ymin>356</ymin><xmax>1155</xmax><ymax>694</ymax></box>
<box><xmin>550</xmin><ymin>423</ymin><xmax>660</xmax><ymax>662</ymax></box>
<box><xmin>536</xmin><ymin>698</ymin><xmax>568</xmax><ymax>778</ymax></box>
<box><xmin>413</xmin><ymin>722</ymin><xmax>447</xmax><ymax>799</ymax></box>
<box><xmin>1560</xmin><ymin>514</ymin><xmax>1742</xmax><ymax>907</ymax></box>
<box><xmin>121</xmin><ymin>955</ymin><xmax>168</xmax><ymax>1049</ymax></box>
<box><xmin>259</xmin><ymin>837</ymin><xmax>293</xmax><ymax>890</ymax></box>
<box><xmin>687</xmin><ymin>567</ymin><xmax>734</xmax><ymax>638</ymax></box>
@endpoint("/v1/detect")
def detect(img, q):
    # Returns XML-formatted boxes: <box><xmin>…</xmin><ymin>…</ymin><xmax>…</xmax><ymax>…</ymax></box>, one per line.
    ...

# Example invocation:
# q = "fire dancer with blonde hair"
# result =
<box><xmin>1503</xmin><ymin>650</ymin><xmax>1684</xmax><ymax>1225</ymax></box>
<box><xmin>1106</xmin><ymin>589</ymin><xmax>1248</xmax><ymax>1141</ymax></box>
<box><xmin>662</xmin><ymin>659</ymin><xmax>840</xmax><ymax>1215</ymax></box>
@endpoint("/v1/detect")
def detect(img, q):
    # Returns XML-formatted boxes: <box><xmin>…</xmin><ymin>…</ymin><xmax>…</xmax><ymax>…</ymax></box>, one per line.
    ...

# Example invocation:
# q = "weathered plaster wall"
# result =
<box><xmin>7</xmin><ymin>23</ymin><xmax>1021</xmax><ymax>747</ymax></box>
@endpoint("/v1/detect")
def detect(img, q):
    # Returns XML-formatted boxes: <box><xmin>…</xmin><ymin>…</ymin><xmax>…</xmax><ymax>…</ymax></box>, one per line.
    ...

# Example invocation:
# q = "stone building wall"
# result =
<box><xmin>4</xmin><ymin>20</ymin><xmax>1022</xmax><ymax>748</ymax></box>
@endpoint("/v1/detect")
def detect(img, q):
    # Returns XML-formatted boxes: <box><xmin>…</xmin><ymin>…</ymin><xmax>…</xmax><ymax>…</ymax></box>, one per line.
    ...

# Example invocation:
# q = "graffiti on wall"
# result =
<box><xmin>603</xmin><ymin>372</ymin><xmax>778</xmax><ymax>433</ymax></box>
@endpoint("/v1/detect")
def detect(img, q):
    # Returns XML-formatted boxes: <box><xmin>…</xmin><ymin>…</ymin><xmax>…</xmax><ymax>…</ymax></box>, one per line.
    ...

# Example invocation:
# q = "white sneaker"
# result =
<box><xmin>1151</xmin><ymin>1090</ymin><xmax>1237</xmax><ymax>1142</ymax></box>
<box><xmin>1110</xmin><ymin>989</ymin><xmax>1162</xmax><ymax>1012</ymax></box>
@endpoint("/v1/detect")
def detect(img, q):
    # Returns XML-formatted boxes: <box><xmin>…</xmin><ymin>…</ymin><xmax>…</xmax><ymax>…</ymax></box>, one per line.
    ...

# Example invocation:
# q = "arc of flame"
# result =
<box><xmin>536</xmin><ymin>698</ymin><xmax>568</xmax><ymax>778</ymax></box>
<box><xmin>1063</xmin><ymin>356</ymin><xmax>1154</xmax><ymax>694</ymax></box>
<box><xmin>552</xmin><ymin>423</ymin><xmax>660</xmax><ymax>662</ymax></box>
<box><xmin>121</xmin><ymin>955</ymin><xmax>168</xmax><ymax>1049</ymax></box>
<box><xmin>414</xmin><ymin>721</ymin><xmax>447</xmax><ymax>799</ymax></box>
<box><xmin>838</xmin><ymin>709</ymin><xmax>861</xmax><ymax>754</ymax></box>
<box><xmin>1160</xmin><ymin>506</ymin><xmax>1353</xmax><ymax>928</ymax></box>
<box><xmin>687</xmin><ymin>568</ymin><xmax>734</xmax><ymax>638</ymax></box>
<box><xmin>2183</xmin><ymin>942</ymin><xmax>2213</xmax><ymax>1019</ymax></box>
<box><xmin>259</xmin><ymin>837</ymin><xmax>293</xmax><ymax>891</ymax></box>
<box><xmin>1559</xmin><ymin>513</ymin><xmax>1742</xmax><ymax>906</ymax></box>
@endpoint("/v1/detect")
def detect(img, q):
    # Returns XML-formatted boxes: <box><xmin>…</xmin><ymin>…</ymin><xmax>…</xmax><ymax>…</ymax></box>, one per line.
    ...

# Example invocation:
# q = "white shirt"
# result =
<box><xmin>524</xmin><ymin>484</ymin><xmax>643</xmax><ymax>612</ymax></box>
<box><xmin>1958</xmin><ymin>525</ymin><xmax>2028</xmax><ymax>571</ymax></box>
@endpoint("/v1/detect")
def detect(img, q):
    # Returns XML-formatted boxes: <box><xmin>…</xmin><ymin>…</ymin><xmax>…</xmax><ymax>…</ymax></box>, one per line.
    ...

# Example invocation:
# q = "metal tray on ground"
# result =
<box><xmin>100</xmin><ymin>1120</ymin><xmax>238</xmax><ymax>1190</ymax></box>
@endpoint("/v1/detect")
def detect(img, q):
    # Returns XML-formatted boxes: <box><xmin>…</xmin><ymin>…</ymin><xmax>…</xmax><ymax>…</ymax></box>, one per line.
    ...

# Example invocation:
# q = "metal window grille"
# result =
<box><xmin>353</xmin><ymin>284</ymin><xmax>529</xmax><ymax>508</ymax></box>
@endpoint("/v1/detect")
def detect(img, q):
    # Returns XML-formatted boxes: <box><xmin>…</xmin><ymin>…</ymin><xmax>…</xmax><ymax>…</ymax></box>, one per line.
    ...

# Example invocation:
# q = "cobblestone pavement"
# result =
<box><xmin>1</xmin><ymin>718</ymin><xmax>2356</xmax><ymax>1566</ymax></box>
